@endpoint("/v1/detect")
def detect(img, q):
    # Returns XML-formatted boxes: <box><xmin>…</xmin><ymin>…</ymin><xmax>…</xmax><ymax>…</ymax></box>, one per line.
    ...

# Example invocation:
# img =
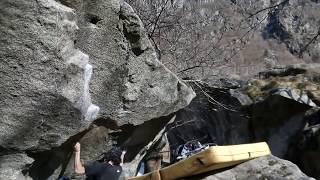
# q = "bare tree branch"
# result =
<box><xmin>246</xmin><ymin>0</ymin><xmax>289</xmax><ymax>19</ymax></box>
<box><xmin>183</xmin><ymin>80</ymin><xmax>237</xmax><ymax>112</ymax></box>
<box><xmin>299</xmin><ymin>28</ymin><xmax>320</xmax><ymax>56</ymax></box>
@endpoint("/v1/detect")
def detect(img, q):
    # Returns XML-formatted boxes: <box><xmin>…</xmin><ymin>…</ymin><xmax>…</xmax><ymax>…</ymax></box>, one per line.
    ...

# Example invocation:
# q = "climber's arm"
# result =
<box><xmin>74</xmin><ymin>142</ymin><xmax>85</xmax><ymax>174</ymax></box>
<box><xmin>120</xmin><ymin>150</ymin><xmax>127</xmax><ymax>166</ymax></box>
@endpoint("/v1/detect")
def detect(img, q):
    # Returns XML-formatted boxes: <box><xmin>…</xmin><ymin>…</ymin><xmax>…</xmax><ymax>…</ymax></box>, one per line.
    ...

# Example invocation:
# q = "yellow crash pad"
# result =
<box><xmin>129</xmin><ymin>142</ymin><xmax>271</xmax><ymax>180</ymax></box>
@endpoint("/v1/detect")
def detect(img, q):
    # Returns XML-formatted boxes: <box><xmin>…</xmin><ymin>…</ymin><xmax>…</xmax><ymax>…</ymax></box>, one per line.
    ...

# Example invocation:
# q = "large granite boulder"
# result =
<box><xmin>0</xmin><ymin>0</ymin><xmax>99</xmax><ymax>152</ymax></box>
<box><xmin>74</xmin><ymin>1</ymin><xmax>195</xmax><ymax>126</ymax></box>
<box><xmin>247</xmin><ymin>88</ymin><xmax>316</xmax><ymax>157</ymax></box>
<box><xmin>286</xmin><ymin>109</ymin><xmax>320</xmax><ymax>179</ymax></box>
<box><xmin>0</xmin><ymin>0</ymin><xmax>194</xmax><ymax>152</ymax></box>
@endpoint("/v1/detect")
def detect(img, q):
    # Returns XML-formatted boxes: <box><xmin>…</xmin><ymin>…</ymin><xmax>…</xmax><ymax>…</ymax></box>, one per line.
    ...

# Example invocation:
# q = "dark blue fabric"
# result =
<box><xmin>85</xmin><ymin>162</ymin><xmax>122</xmax><ymax>180</ymax></box>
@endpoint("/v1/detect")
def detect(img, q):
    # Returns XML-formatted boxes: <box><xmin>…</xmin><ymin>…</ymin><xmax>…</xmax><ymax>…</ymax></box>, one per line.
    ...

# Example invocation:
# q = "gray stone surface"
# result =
<box><xmin>190</xmin><ymin>155</ymin><xmax>314</xmax><ymax>180</ymax></box>
<box><xmin>0</xmin><ymin>153</ymin><xmax>33</xmax><ymax>180</ymax></box>
<box><xmin>0</xmin><ymin>0</ymin><xmax>194</xmax><ymax>151</ymax></box>
<box><xmin>75</xmin><ymin>1</ymin><xmax>195</xmax><ymax>126</ymax></box>
<box><xmin>0</xmin><ymin>0</ymin><xmax>98</xmax><ymax>151</ymax></box>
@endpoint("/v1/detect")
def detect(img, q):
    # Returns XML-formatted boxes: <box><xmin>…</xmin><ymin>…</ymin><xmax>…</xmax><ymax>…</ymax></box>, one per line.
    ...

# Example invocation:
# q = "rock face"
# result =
<box><xmin>0</xmin><ymin>0</ymin><xmax>194</xmax><ymax>151</ymax></box>
<box><xmin>0</xmin><ymin>0</ymin><xmax>98</xmax><ymax>152</ymax></box>
<box><xmin>0</xmin><ymin>0</ymin><xmax>194</xmax><ymax>179</ymax></box>
<box><xmin>0</xmin><ymin>154</ymin><xmax>33</xmax><ymax>180</ymax></box>
<box><xmin>74</xmin><ymin>0</ymin><xmax>195</xmax><ymax>126</ymax></box>
<box><xmin>186</xmin><ymin>155</ymin><xmax>314</xmax><ymax>180</ymax></box>
<box><xmin>286</xmin><ymin>109</ymin><xmax>320</xmax><ymax>179</ymax></box>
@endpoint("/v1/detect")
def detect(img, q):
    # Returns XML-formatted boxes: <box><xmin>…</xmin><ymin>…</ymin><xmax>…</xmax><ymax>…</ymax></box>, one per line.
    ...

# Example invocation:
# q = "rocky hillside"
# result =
<box><xmin>127</xmin><ymin>0</ymin><xmax>320</xmax><ymax>79</ymax></box>
<box><xmin>0</xmin><ymin>0</ymin><xmax>319</xmax><ymax>180</ymax></box>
